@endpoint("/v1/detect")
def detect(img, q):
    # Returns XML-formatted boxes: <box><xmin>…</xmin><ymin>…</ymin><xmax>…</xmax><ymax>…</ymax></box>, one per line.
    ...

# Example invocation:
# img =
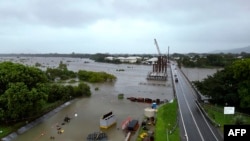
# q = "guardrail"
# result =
<box><xmin>178</xmin><ymin>68</ymin><xmax>221</xmax><ymax>128</ymax></box>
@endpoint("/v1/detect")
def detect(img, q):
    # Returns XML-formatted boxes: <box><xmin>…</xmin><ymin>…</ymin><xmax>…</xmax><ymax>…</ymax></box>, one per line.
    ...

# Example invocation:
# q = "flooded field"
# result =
<box><xmin>1</xmin><ymin>57</ymin><xmax>174</xmax><ymax>141</ymax></box>
<box><xmin>181</xmin><ymin>67</ymin><xmax>221</xmax><ymax>81</ymax></box>
<box><xmin>0</xmin><ymin>57</ymin><xmax>219</xmax><ymax>141</ymax></box>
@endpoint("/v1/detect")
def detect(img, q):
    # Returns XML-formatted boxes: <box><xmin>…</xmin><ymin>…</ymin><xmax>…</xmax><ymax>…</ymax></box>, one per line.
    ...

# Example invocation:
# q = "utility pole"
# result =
<box><xmin>168</xmin><ymin>46</ymin><xmax>170</xmax><ymax>63</ymax></box>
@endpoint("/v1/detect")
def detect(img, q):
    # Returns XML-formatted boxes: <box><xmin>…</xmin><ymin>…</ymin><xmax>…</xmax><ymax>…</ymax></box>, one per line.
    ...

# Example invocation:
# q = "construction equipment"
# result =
<box><xmin>154</xmin><ymin>38</ymin><xmax>161</xmax><ymax>56</ymax></box>
<box><xmin>147</xmin><ymin>38</ymin><xmax>168</xmax><ymax>81</ymax></box>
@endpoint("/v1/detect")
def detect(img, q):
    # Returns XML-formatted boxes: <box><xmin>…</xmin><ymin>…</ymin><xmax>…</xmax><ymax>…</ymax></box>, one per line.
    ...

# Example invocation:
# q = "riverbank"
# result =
<box><xmin>1</xmin><ymin>100</ymin><xmax>77</xmax><ymax>141</ymax></box>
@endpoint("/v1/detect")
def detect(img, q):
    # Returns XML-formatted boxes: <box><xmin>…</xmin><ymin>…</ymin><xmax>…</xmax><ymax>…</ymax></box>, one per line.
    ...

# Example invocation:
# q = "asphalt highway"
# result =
<box><xmin>171</xmin><ymin>64</ymin><xmax>223</xmax><ymax>141</ymax></box>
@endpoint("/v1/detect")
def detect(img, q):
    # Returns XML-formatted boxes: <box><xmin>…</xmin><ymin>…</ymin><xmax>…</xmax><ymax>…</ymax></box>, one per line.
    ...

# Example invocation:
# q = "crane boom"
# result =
<box><xmin>154</xmin><ymin>38</ymin><xmax>161</xmax><ymax>56</ymax></box>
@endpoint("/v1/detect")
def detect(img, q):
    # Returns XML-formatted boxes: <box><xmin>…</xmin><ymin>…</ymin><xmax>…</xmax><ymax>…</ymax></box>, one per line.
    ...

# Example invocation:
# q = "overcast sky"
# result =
<box><xmin>0</xmin><ymin>0</ymin><xmax>250</xmax><ymax>54</ymax></box>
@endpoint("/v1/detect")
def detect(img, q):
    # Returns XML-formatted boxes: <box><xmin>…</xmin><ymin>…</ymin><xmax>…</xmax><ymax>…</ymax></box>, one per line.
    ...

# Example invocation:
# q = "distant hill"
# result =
<box><xmin>211</xmin><ymin>46</ymin><xmax>250</xmax><ymax>54</ymax></box>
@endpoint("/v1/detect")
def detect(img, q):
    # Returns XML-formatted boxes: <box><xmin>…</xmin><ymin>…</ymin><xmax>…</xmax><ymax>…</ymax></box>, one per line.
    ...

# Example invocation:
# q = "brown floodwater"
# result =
<box><xmin>181</xmin><ymin>67</ymin><xmax>221</xmax><ymax>81</ymax></box>
<box><xmin>0</xmin><ymin>57</ymin><xmax>219</xmax><ymax>141</ymax></box>
<box><xmin>1</xmin><ymin>57</ymin><xmax>174</xmax><ymax>141</ymax></box>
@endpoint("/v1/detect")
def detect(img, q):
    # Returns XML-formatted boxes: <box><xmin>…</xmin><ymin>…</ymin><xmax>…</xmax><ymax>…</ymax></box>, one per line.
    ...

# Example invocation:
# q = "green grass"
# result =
<box><xmin>135</xmin><ymin>100</ymin><xmax>179</xmax><ymax>141</ymax></box>
<box><xmin>202</xmin><ymin>104</ymin><xmax>250</xmax><ymax>132</ymax></box>
<box><xmin>0</xmin><ymin>122</ymin><xmax>25</xmax><ymax>138</ymax></box>
<box><xmin>155</xmin><ymin>99</ymin><xmax>180</xmax><ymax>141</ymax></box>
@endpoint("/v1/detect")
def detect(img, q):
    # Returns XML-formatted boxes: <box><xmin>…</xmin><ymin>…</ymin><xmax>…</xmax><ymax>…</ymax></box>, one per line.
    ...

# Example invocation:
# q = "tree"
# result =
<box><xmin>45</xmin><ymin>62</ymin><xmax>76</xmax><ymax>81</ymax></box>
<box><xmin>194</xmin><ymin>58</ymin><xmax>250</xmax><ymax>113</ymax></box>
<box><xmin>47</xmin><ymin>84</ymin><xmax>65</xmax><ymax>103</ymax></box>
<box><xmin>0</xmin><ymin>62</ymin><xmax>48</xmax><ymax>93</ymax></box>
<box><xmin>78</xmin><ymin>70</ymin><xmax>116</xmax><ymax>83</ymax></box>
<box><xmin>74</xmin><ymin>82</ymin><xmax>91</xmax><ymax>97</ymax></box>
<box><xmin>231</xmin><ymin>59</ymin><xmax>250</xmax><ymax>109</ymax></box>
<box><xmin>0</xmin><ymin>62</ymin><xmax>49</xmax><ymax>122</ymax></box>
<box><xmin>3</xmin><ymin>82</ymin><xmax>46</xmax><ymax>121</ymax></box>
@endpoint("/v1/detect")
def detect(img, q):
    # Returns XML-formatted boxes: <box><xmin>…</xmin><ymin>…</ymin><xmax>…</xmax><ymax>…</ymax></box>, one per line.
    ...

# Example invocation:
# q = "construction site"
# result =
<box><xmin>147</xmin><ymin>39</ymin><xmax>168</xmax><ymax>81</ymax></box>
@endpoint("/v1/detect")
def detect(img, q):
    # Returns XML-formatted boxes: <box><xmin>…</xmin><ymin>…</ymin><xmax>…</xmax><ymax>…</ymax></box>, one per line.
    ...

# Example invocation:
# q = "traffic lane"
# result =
<box><xmin>178</xmin><ymin>73</ymin><xmax>223</xmax><ymax>141</ymax></box>
<box><xmin>178</xmin><ymin>112</ymin><xmax>188</xmax><ymax>141</ymax></box>
<box><xmin>185</xmin><ymin>96</ymin><xmax>222</xmax><ymax>141</ymax></box>
<box><xmin>196</xmin><ymin>104</ymin><xmax>223</xmax><ymax>141</ymax></box>
<box><xmin>191</xmin><ymin>102</ymin><xmax>220</xmax><ymax>141</ymax></box>
<box><xmin>175</xmin><ymin>83</ymin><xmax>204</xmax><ymax>141</ymax></box>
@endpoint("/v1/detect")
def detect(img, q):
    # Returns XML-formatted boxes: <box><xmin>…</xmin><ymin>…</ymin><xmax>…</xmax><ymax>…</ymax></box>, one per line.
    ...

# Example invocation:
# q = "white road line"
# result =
<box><xmin>175</xmin><ymin>86</ymin><xmax>189</xmax><ymax>141</ymax></box>
<box><xmin>195</xmin><ymin>101</ymin><xmax>220</xmax><ymax>141</ymax></box>
<box><xmin>179</xmin><ymin>78</ymin><xmax>205</xmax><ymax>141</ymax></box>
<box><xmin>171</xmin><ymin>67</ymin><xmax>189</xmax><ymax>141</ymax></box>
<box><xmin>181</xmin><ymin>70</ymin><xmax>220</xmax><ymax>141</ymax></box>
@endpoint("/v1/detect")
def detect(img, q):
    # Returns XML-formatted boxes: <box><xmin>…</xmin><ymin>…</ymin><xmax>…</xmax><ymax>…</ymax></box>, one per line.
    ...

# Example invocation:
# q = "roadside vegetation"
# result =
<box><xmin>193</xmin><ymin>58</ymin><xmax>250</xmax><ymax>114</ymax></box>
<box><xmin>154</xmin><ymin>99</ymin><xmax>179</xmax><ymax>141</ymax></box>
<box><xmin>184</xmin><ymin>58</ymin><xmax>250</xmax><ymax>134</ymax></box>
<box><xmin>201</xmin><ymin>103</ymin><xmax>250</xmax><ymax>133</ymax></box>
<box><xmin>174</xmin><ymin>54</ymin><xmax>250</xmax><ymax>138</ymax></box>
<box><xmin>0</xmin><ymin>61</ymin><xmax>116</xmax><ymax>138</ymax></box>
<box><xmin>135</xmin><ymin>100</ymin><xmax>179</xmax><ymax>141</ymax></box>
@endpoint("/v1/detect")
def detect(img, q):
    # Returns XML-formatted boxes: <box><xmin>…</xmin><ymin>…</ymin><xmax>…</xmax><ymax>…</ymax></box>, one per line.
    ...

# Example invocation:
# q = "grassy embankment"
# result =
<box><xmin>155</xmin><ymin>99</ymin><xmax>180</xmax><ymax>141</ymax></box>
<box><xmin>136</xmin><ymin>99</ymin><xmax>180</xmax><ymax>141</ymax></box>
<box><xmin>202</xmin><ymin>104</ymin><xmax>250</xmax><ymax>133</ymax></box>
<box><xmin>135</xmin><ymin>100</ymin><xmax>250</xmax><ymax>141</ymax></box>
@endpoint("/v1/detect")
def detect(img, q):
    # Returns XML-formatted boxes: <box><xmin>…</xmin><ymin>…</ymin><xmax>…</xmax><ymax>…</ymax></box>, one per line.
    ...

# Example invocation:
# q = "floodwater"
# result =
<box><xmin>181</xmin><ymin>67</ymin><xmax>221</xmax><ymax>81</ymax></box>
<box><xmin>1</xmin><ymin>57</ymin><xmax>174</xmax><ymax>141</ymax></box>
<box><xmin>0</xmin><ymin>57</ymin><xmax>219</xmax><ymax>141</ymax></box>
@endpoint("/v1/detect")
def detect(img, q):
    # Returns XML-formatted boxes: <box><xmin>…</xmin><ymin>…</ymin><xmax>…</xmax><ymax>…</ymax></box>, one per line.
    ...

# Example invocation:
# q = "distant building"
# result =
<box><xmin>125</xmin><ymin>56</ymin><xmax>142</xmax><ymax>63</ymax></box>
<box><xmin>116</xmin><ymin>57</ymin><xmax>126</xmax><ymax>62</ymax></box>
<box><xmin>104</xmin><ymin>56</ymin><xmax>142</xmax><ymax>63</ymax></box>
<box><xmin>145</xmin><ymin>57</ymin><xmax>158</xmax><ymax>64</ymax></box>
<box><xmin>105</xmin><ymin>56</ymin><xmax>114</xmax><ymax>61</ymax></box>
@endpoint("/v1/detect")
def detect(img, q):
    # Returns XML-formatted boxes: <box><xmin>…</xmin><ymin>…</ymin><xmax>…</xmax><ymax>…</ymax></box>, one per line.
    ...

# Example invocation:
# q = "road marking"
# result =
<box><xmin>195</xmin><ymin>101</ymin><xmax>220</xmax><ymax>141</ymax></box>
<box><xmin>178</xmin><ymin>77</ymin><xmax>205</xmax><ymax>141</ymax></box>
<box><xmin>171</xmin><ymin>66</ymin><xmax>189</xmax><ymax>141</ymax></box>
<box><xmin>179</xmin><ymin>68</ymin><xmax>220</xmax><ymax>141</ymax></box>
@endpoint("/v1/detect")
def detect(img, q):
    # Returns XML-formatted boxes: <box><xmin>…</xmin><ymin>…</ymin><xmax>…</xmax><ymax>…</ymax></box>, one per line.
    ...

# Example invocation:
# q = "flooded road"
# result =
<box><xmin>1</xmin><ymin>57</ymin><xmax>174</xmax><ymax>141</ymax></box>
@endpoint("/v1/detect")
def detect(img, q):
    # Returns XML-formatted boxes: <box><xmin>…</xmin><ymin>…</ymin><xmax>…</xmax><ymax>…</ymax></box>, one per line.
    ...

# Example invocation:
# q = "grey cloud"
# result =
<box><xmin>1</xmin><ymin>0</ymin><xmax>247</xmax><ymax>27</ymax></box>
<box><xmin>0</xmin><ymin>0</ymin><xmax>249</xmax><ymax>54</ymax></box>
<box><xmin>0</xmin><ymin>0</ymin><xmax>105</xmax><ymax>27</ymax></box>
<box><xmin>31</xmin><ymin>0</ymin><xmax>103</xmax><ymax>27</ymax></box>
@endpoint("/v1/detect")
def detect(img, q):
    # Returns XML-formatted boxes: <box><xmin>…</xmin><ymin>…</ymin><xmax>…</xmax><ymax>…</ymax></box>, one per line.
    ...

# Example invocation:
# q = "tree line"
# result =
<box><xmin>193</xmin><ymin>58</ymin><xmax>250</xmax><ymax>113</ymax></box>
<box><xmin>0</xmin><ymin>61</ymin><xmax>116</xmax><ymax>124</ymax></box>
<box><xmin>173</xmin><ymin>53</ymin><xmax>250</xmax><ymax>68</ymax></box>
